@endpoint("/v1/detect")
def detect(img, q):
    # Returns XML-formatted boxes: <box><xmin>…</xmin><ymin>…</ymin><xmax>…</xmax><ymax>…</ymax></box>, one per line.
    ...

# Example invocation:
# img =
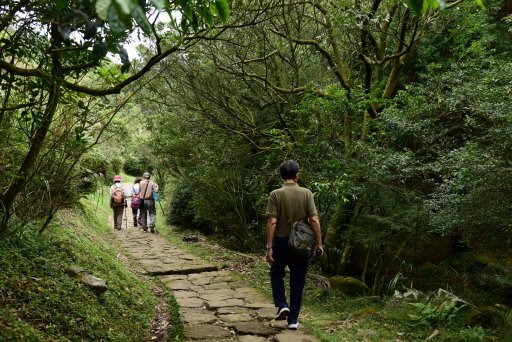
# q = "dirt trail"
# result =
<box><xmin>109</xmin><ymin>185</ymin><xmax>319</xmax><ymax>341</ymax></box>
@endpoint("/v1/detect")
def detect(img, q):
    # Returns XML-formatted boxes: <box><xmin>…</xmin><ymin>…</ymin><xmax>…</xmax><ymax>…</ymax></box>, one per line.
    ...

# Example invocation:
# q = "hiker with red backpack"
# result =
<box><xmin>110</xmin><ymin>175</ymin><xmax>127</xmax><ymax>230</ymax></box>
<box><xmin>130</xmin><ymin>177</ymin><xmax>142</xmax><ymax>227</ymax></box>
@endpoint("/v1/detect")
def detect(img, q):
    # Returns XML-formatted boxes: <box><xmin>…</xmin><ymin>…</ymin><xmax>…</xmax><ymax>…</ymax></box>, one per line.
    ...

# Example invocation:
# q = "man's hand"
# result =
<box><xmin>315</xmin><ymin>245</ymin><xmax>324</xmax><ymax>257</ymax></box>
<box><xmin>266</xmin><ymin>247</ymin><xmax>274</xmax><ymax>264</ymax></box>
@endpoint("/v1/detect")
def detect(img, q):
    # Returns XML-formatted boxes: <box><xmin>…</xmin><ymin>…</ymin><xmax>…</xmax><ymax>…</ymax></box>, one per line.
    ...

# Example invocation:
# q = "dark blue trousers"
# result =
<box><xmin>270</xmin><ymin>236</ymin><xmax>309</xmax><ymax>324</ymax></box>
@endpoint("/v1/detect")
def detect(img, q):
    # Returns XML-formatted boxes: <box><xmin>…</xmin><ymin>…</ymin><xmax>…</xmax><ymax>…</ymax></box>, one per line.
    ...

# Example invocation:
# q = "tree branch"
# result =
<box><xmin>270</xmin><ymin>28</ymin><xmax>351</xmax><ymax>91</ymax></box>
<box><xmin>0</xmin><ymin>59</ymin><xmax>45</xmax><ymax>78</ymax></box>
<box><xmin>62</xmin><ymin>44</ymin><xmax>182</xmax><ymax>96</ymax></box>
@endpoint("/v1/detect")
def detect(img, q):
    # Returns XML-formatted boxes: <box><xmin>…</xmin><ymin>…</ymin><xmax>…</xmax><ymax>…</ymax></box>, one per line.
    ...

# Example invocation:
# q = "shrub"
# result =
<box><xmin>80</xmin><ymin>150</ymin><xmax>113</xmax><ymax>185</ymax></box>
<box><xmin>459</xmin><ymin>326</ymin><xmax>485</xmax><ymax>342</ymax></box>
<box><xmin>110</xmin><ymin>157</ymin><xmax>124</xmax><ymax>174</ymax></box>
<box><xmin>167</xmin><ymin>181</ymin><xmax>211</xmax><ymax>233</ymax></box>
<box><xmin>123</xmin><ymin>156</ymin><xmax>146</xmax><ymax>176</ymax></box>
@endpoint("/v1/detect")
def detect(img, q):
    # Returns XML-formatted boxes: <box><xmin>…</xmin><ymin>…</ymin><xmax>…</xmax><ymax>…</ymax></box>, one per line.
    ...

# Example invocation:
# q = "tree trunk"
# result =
<box><xmin>361</xmin><ymin>245</ymin><xmax>372</xmax><ymax>284</ymax></box>
<box><xmin>0</xmin><ymin>23</ymin><xmax>62</xmax><ymax>234</ymax></box>
<box><xmin>336</xmin><ymin>242</ymin><xmax>353</xmax><ymax>275</ymax></box>
<box><xmin>0</xmin><ymin>82</ymin><xmax>60</xmax><ymax>234</ymax></box>
<box><xmin>39</xmin><ymin>208</ymin><xmax>58</xmax><ymax>234</ymax></box>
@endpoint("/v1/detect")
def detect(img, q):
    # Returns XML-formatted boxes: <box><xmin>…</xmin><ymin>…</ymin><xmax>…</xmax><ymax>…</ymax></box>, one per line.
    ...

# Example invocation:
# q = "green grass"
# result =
<box><xmin>163</xmin><ymin>285</ymin><xmax>184</xmax><ymax>341</ymax></box>
<box><xmin>0</xmin><ymin>191</ymin><xmax>157</xmax><ymax>341</ymax></box>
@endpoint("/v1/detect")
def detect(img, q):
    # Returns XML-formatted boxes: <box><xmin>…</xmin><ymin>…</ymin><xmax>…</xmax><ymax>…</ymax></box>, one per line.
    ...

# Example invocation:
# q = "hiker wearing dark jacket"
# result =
<box><xmin>265</xmin><ymin>160</ymin><xmax>323</xmax><ymax>330</ymax></box>
<box><xmin>139</xmin><ymin>172</ymin><xmax>159</xmax><ymax>233</ymax></box>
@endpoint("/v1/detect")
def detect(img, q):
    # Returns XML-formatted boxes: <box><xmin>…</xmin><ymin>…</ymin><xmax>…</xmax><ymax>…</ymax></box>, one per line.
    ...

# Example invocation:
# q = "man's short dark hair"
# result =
<box><xmin>279</xmin><ymin>160</ymin><xmax>300</xmax><ymax>180</ymax></box>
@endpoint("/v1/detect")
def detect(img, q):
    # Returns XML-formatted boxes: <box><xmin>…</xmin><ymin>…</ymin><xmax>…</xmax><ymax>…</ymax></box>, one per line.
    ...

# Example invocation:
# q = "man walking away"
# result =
<box><xmin>110</xmin><ymin>175</ymin><xmax>127</xmax><ymax>230</ymax></box>
<box><xmin>139</xmin><ymin>172</ymin><xmax>159</xmax><ymax>233</ymax></box>
<box><xmin>265</xmin><ymin>160</ymin><xmax>324</xmax><ymax>330</ymax></box>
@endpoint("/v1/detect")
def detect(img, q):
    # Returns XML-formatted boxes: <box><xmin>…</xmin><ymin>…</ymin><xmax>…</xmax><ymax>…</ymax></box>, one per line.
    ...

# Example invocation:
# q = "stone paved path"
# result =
<box><xmin>111</xmin><ymin>208</ymin><xmax>320</xmax><ymax>341</ymax></box>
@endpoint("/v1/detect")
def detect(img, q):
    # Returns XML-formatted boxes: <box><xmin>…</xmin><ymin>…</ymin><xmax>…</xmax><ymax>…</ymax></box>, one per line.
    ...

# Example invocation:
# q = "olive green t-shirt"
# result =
<box><xmin>265</xmin><ymin>183</ymin><xmax>318</xmax><ymax>237</ymax></box>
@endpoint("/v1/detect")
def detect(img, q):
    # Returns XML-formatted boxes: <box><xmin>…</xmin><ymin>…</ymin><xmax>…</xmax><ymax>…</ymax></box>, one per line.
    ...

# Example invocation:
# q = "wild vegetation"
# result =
<box><xmin>1</xmin><ymin>0</ymin><xmax>512</xmax><ymax>340</ymax></box>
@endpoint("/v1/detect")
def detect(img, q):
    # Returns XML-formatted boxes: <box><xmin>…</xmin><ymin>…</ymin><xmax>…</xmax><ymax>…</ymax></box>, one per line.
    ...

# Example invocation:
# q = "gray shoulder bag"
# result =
<box><xmin>281</xmin><ymin>192</ymin><xmax>315</xmax><ymax>257</ymax></box>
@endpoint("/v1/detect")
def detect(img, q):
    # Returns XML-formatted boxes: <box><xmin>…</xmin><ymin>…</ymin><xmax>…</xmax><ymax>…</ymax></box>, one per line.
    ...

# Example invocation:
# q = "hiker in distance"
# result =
<box><xmin>110</xmin><ymin>175</ymin><xmax>127</xmax><ymax>230</ymax></box>
<box><xmin>139</xmin><ymin>172</ymin><xmax>159</xmax><ymax>233</ymax></box>
<box><xmin>265</xmin><ymin>160</ymin><xmax>324</xmax><ymax>330</ymax></box>
<box><xmin>130</xmin><ymin>177</ymin><xmax>142</xmax><ymax>227</ymax></box>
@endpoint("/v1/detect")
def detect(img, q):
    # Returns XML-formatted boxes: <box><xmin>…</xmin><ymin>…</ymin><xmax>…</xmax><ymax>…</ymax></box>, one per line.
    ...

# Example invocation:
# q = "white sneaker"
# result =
<box><xmin>274</xmin><ymin>307</ymin><xmax>290</xmax><ymax>320</ymax></box>
<box><xmin>288</xmin><ymin>322</ymin><xmax>299</xmax><ymax>330</ymax></box>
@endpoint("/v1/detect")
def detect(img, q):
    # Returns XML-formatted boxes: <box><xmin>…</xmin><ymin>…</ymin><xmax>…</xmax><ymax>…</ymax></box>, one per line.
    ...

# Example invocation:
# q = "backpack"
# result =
<box><xmin>288</xmin><ymin>220</ymin><xmax>315</xmax><ymax>257</ymax></box>
<box><xmin>111</xmin><ymin>186</ymin><xmax>125</xmax><ymax>206</ymax></box>
<box><xmin>131</xmin><ymin>193</ymin><xmax>141</xmax><ymax>208</ymax></box>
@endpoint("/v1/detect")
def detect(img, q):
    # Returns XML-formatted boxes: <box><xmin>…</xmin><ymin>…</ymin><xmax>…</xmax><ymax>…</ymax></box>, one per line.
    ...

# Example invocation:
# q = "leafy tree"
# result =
<box><xmin>0</xmin><ymin>0</ymin><xmax>230</xmax><ymax>234</ymax></box>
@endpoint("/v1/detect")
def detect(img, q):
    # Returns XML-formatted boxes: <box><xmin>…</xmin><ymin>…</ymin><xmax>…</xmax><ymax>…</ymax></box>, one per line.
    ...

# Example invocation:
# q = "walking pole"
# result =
<box><xmin>124</xmin><ymin>206</ymin><xmax>128</xmax><ymax>230</ymax></box>
<box><xmin>158</xmin><ymin>200</ymin><xmax>165</xmax><ymax>216</ymax></box>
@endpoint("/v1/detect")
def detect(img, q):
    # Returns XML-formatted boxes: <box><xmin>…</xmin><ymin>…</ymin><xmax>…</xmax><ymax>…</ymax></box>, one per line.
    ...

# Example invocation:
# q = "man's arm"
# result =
<box><xmin>266</xmin><ymin>217</ymin><xmax>277</xmax><ymax>264</ymax></box>
<box><xmin>309</xmin><ymin>215</ymin><xmax>324</xmax><ymax>255</ymax></box>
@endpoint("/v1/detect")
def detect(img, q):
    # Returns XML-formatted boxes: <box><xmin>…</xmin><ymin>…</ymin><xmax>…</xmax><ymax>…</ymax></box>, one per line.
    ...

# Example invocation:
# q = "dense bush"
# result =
<box><xmin>167</xmin><ymin>180</ymin><xmax>212</xmax><ymax>234</ymax></box>
<box><xmin>80</xmin><ymin>150</ymin><xmax>114</xmax><ymax>185</ymax></box>
<box><xmin>123</xmin><ymin>156</ymin><xmax>146</xmax><ymax>176</ymax></box>
<box><xmin>110</xmin><ymin>157</ymin><xmax>124</xmax><ymax>175</ymax></box>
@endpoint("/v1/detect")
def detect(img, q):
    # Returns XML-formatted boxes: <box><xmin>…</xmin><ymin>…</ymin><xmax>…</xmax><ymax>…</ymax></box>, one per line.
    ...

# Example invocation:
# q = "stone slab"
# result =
<box><xmin>200</xmin><ymin>293</ymin><xmax>233</xmax><ymax>302</ymax></box>
<box><xmin>255</xmin><ymin>307</ymin><xmax>276</xmax><ymax>321</ymax></box>
<box><xmin>238</xmin><ymin>336</ymin><xmax>267</xmax><ymax>342</ymax></box>
<box><xmin>176</xmin><ymin>296</ymin><xmax>205</xmax><ymax>308</ymax></box>
<box><xmin>184</xmin><ymin>324</ymin><xmax>232</xmax><ymax>340</ymax></box>
<box><xmin>228</xmin><ymin>321</ymin><xmax>279</xmax><ymax>336</ymax></box>
<box><xmin>180</xmin><ymin>308</ymin><xmax>217</xmax><ymax>324</ymax></box>
<box><xmin>206</xmin><ymin>298</ymin><xmax>245</xmax><ymax>309</ymax></box>
<box><xmin>217</xmin><ymin>313</ymin><xmax>255</xmax><ymax>323</ymax></box>
<box><xmin>244</xmin><ymin>303</ymin><xmax>275</xmax><ymax>309</ymax></box>
<box><xmin>203</xmin><ymin>282</ymin><xmax>231</xmax><ymax>290</ymax></box>
<box><xmin>174</xmin><ymin>290</ymin><xmax>200</xmax><ymax>299</ymax></box>
<box><xmin>217</xmin><ymin>307</ymin><xmax>254</xmax><ymax>315</ymax></box>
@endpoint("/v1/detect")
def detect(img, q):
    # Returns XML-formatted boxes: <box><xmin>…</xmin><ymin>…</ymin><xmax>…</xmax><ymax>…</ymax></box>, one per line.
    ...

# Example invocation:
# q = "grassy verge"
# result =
<box><xmin>0</xmin><ymin>190</ymin><xmax>156</xmax><ymax>341</ymax></box>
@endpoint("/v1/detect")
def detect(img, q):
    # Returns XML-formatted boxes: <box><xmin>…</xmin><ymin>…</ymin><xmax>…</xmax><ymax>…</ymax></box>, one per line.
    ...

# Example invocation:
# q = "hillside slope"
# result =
<box><xmin>0</xmin><ymin>194</ymin><xmax>160</xmax><ymax>341</ymax></box>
